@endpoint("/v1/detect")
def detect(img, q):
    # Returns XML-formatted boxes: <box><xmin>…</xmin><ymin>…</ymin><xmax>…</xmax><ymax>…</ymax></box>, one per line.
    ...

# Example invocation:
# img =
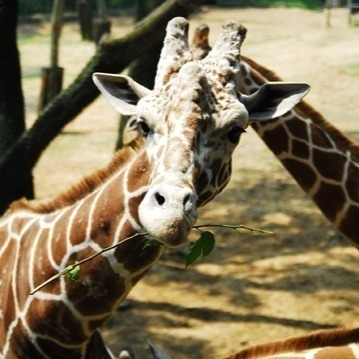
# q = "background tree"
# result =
<box><xmin>0</xmin><ymin>0</ymin><xmax>34</xmax><ymax>202</ymax></box>
<box><xmin>0</xmin><ymin>0</ymin><xmax>203</xmax><ymax>215</ymax></box>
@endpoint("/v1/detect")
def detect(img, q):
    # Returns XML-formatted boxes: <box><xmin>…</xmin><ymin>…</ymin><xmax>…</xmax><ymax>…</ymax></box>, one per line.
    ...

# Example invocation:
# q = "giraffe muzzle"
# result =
<box><xmin>138</xmin><ymin>185</ymin><xmax>198</xmax><ymax>247</ymax></box>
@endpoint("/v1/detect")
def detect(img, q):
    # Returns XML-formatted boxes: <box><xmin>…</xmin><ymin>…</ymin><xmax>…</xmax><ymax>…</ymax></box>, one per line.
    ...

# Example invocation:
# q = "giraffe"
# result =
<box><xmin>238</xmin><ymin>56</ymin><xmax>359</xmax><ymax>247</ymax></box>
<box><xmin>188</xmin><ymin>24</ymin><xmax>359</xmax><ymax>359</ymax></box>
<box><xmin>112</xmin><ymin>328</ymin><xmax>359</xmax><ymax>359</ymax></box>
<box><xmin>0</xmin><ymin>18</ymin><xmax>309</xmax><ymax>358</ymax></box>
<box><xmin>223</xmin><ymin>327</ymin><xmax>359</xmax><ymax>359</ymax></box>
<box><xmin>191</xmin><ymin>24</ymin><xmax>359</xmax><ymax>247</ymax></box>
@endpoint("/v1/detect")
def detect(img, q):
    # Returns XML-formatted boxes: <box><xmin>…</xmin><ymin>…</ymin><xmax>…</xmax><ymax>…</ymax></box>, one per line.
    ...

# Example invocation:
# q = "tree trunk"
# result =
<box><xmin>0</xmin><ymin>0</ymin><xmax>203</xmax><ymax>215</ymax></box>
<box><xmin>0</xmin><ymin>0</ymin><xmax>34</xmax><ymax>203</ymax></box>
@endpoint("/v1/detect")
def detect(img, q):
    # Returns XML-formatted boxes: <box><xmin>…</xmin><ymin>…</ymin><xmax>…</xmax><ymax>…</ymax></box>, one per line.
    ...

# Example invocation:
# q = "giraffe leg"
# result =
<box><xmin>147</xmin><ymin>339</ymin><xmax>172</xmax><ymax>359</ymax></box>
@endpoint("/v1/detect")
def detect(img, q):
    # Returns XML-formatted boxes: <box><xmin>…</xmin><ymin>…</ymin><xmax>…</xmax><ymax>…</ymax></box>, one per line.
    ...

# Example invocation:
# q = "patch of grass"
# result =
<box><xmin>18</xmin><ymin>34</ymin><xmax>49</xmax><ymax>45</ymax></box>
<box><xmin>22</xmin><ymin>68</ymin><xmax>41</xmax><ymax>79</ymax></box>
<box><xmin>216</xmin><ymin>0</ymin><xmax>324</xmax><ymax>10</ymax></box>
<box><xmin>342</xmin><ymin>62</ymin><xmax>359</xmax><ymax>76</ymax></box>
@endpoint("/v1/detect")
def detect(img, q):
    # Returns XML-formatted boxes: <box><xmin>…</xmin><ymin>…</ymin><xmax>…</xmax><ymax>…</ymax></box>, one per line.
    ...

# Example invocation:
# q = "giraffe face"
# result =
<box><xmin>93</xmin><ymin>17</ymin><xmax>310</xmax><ymax>247</ymax></box>
<box><xmin>134</xmin><ymin>62</ymin><xmax>249</xmax><ymax>246</ymax></box>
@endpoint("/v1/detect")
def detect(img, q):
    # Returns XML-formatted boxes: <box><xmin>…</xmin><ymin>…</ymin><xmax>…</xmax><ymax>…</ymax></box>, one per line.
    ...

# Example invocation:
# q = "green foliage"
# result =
<box><xmin>19</xmin><ymin>0</ymin><xmax>52</xmax><ymax>15</ymax></box>
<box><xmin>18</xmin><ymin>0</ymin><xmax>134</xmax><ymax>15</ymax></box>
<box><xmin>216</xmin><ymin>0</ymin><xmax>325</xmax><ymax>10</ymax></box>
<box><xmin>143</xmin><ymin>230</ymin><xmax>216</xmax><ymax>268</ymax></box>
<box><xmin>343</xmin><ymin>62</ymin><xmax>359</xmax><ymax>76</ymax></box>
<box><xmin>143</xmin><ymin>224</ymin><xmax>271</xmax><ymax>268</ymax></box>
<box><xmin>111</xmin><ymin>0</ymin><xmax>135</xmax><ymax>9</ymax></box>
<box><xmin>64</xmin><ymin>262</ymin><xmax>81</xmax><ymax>282</ymax></box>
<box><xmin>18</xmin><ymin>0</ymin><xmax>325</xmax><ymax>15</ymax></box>
<box><xmin>186</xmin><ymin>231</ymin><xmax>216</xmax><ymax>268</ymax></box>
<box><xmin>143</xmin><ymin>238</ymin><xmax>163</xmax><ymax>249</ymax></box>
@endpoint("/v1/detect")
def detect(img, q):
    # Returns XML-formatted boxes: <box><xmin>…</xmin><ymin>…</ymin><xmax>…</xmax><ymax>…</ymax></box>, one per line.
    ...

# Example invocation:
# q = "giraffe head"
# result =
<box><xmin>93</xmin><ymin>17</ymin><xmax>310</xmax><ymax>247</ymax></box>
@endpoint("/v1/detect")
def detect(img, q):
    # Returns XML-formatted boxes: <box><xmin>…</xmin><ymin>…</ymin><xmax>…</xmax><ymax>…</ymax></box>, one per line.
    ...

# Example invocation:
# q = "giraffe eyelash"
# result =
<box><xmin>227</xmin><ymin>126</ymin><xmax>246</xmax><ymax>143</ymax></box>
<box><xmin>135</xmin><ymin>118</ymin><xmax>152</xmax><ymax>138</ymax></box>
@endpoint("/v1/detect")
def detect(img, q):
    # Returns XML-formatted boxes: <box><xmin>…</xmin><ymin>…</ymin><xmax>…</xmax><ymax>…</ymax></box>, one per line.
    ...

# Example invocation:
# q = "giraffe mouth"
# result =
<box><xmin>140</xmin><ymin>208</ymin><xmax>197</xmax><ymax>248</ymax></box>
<box><xmin>153</xmin><ymin>215</ymin><xmax>196</xmax><ymax>247</ymax></box>
<box><xmin>138</xmin><ymin>185</ymin><xmax>198</xmax><ymax>248</ymax></box>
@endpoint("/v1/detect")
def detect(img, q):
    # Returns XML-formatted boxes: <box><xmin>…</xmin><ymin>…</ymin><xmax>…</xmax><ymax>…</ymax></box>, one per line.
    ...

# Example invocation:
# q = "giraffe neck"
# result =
<box><xmin>227</xmin><ymin>344</ymin><xmax>359</xmax><ymax>359</ymax></box>
<box><xmin>224</xmin><ymin>327</ymin><xmax>359</xmax><ymax>359</ymax></box>
<box><xmin>0</xmin><ymin>150</ymin><xmax>163</xmax><ymax>358</ymax></box>
<box><xmin>239</xmin><ymin>56</ymin><xmax>359</xmax><ymax>246</ymax></box>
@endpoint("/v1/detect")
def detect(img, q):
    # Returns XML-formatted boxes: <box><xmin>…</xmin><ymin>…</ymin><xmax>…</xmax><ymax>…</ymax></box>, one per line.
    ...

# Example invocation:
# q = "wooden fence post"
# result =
<box><xmin>93</xmin><ymin>0</ymin><xmax>111</xmax><ymax>45</ymax></box>
<box><xmin>348</xmin><ymin>0</ymin><xmax>359</xmax><ymax>25</ymax></box>
<box><xmin>77</xmin><ymin>0</ymin><xmax>93</xmax><ymax>40</ymax></box>
<box><xmin>38</xmin><ymin>0</ymin><xmax>65</xmax><ymax>113</ymax></box>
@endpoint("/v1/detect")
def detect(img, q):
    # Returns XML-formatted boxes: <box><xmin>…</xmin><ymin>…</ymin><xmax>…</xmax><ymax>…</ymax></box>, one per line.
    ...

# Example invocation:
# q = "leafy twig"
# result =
<box><xmin>193</xmin><ymin>223</ymin><xmax>273</xmax><ymax>234</ymax></box>
<box><xmin>30</xmin><ymin>223</ymin><xmax>272</xmax><ymax>295</ymax></box>
<box><xmin>63</xmin><ymin>261</ymin><xmax>81</xmax><ymax>282</ymax></box>
<box><xmin>143</xmin><ymin>238</ymin><xmax>163</xmax><ymax>249</ymax></box>
<box><xmin>29</xmin><ymin>232</ymin><xmax>148</xmax><ymax>295</ymax></box>
<box><xmin>185</xmin><ymin>224</ymin><xmax>272</xmax><ymax>267</ymax></box>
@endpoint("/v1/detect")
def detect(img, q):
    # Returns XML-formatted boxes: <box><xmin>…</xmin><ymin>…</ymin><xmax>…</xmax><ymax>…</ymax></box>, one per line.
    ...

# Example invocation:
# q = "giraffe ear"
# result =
<box><xmin>92</xmin><ymin>73</ymin><xmax>151</xmax><ymax>115</ymax></box>
<box><xmin>240</xmin><ymin>82</ymin><xmax>310</xmax><ymax>121</ymax></box>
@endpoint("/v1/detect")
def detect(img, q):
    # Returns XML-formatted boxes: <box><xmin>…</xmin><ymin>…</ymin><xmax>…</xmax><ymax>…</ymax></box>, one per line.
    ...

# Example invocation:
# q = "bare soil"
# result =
<box><xmin>18</xmin><ymin>7</ymin><xmax>359</xmax><ymax>358</ymax></box>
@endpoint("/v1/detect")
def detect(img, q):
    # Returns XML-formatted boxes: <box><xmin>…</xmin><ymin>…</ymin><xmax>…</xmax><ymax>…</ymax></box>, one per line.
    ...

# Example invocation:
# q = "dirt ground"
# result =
<box><xmin>18</xmin><ymin>6</ymin><xmax>359</xmax><ymax>358</ymax></box>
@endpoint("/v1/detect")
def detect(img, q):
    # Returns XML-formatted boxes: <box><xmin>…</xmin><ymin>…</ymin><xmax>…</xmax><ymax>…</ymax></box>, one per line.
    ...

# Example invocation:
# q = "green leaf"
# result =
<box><xmin>185</xmin><ymin>241</ymin><xmax>202</xmax><ymax>268</ymax></box>
<box><xmin>64</xmin><ymin>262</ymin><xmax>81</xmax><ymax>282</ymax></box>
<box><xmin>143</xmin><ymin>239</ymin><xmax>163</xmax><ymax>250</ymax></box>
<box><xmin>200</xmin><ymin>231</ymin><xmax>215</xmax><ymax>256</ymax></box>
<box><xmin>185</xmin><ymin>231</ymin><xmax>216</xmax><ymax>268</ymax></box>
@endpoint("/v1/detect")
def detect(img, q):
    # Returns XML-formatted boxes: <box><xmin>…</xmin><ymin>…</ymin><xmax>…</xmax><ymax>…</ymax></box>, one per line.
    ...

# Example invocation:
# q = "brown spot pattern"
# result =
<box><xmin>311</xmin><ymin>124</ymin><xmax>333</xmax><ymax>149</ymax></box>
<box><xmin>69</xmin><ymin>197</ymin><xmax>94</xmax><ymax>247</ymax></box>
<box><xmin>210</xmin><ymin>159</ymin><xmax>222</xmax><ymax>187</ymax></box>
<box><xmin>263</xmin><ymin>124</ymin><xmax>289</xmax><ymax>156</ymax></box>
<box><xmin>31</xmin><ymin>229</ymin><xmax>61</xmax><ymax>297</ymax></box>
<box><xmin>313</xmin><ymin>149</ymin><xmax>346</xmax><ymax>181</ymax></box>
<box><xmin>0</xmin><ymin>238</ymin><xmax>16</xmax><ymax>346</ymax></box>
<box><xmin>9</xmin><ymin>320</ymin><xmax>44</xmax><ymax>358</ymax></box>
<box><xmin>36</xmin><ymin>337</ymin><xmax>84</xmax><ymax>358</ymax></box>
<box><xmin>345</xmin><ymin>162</ymin><xmax>359</xmax><ymax>202</ymax></box>
<box><xmin>286</xmin><ymin>118</ymin><xmax>309</xmax><ymax>140</ymax></box>
<box><xmin>339</xmin><ymin>205</ymin><xmax>359</xmax><ymax>244</ymax></box>
<box><xmin>114</xmin><ymin>235</ymin><xmax>161</xmax><ymax>273</ymax></box>
<box><xmin>283</xmin><ymin>159</ymin><xmax>317</xmax><ymax>191</ymax></box>
<box><xmin>127</xmin><ymin>154</ymin><xmax>150</xmax><ymax>193</ymax></box>
<box><xmin>51</xmin><ymin>212</ymin><xmax>70</xmax><ymax>267</ymax></box>
<box><xmin>313</xmin><ymin>182</ymin><xmax>345</xmax><ymax>222</ymax></box>
<box><xmin>66</xmin><ymin>250</ymin><xmax>127</xmax><ymax>316</ymax></box>
<box><xmin>292</xmin><ymin>139</ymin><xmax>310</xmax><ymax>159</ymax></box>
<box><xmin>198</xmin><ymin>190</ymin><xmax>215</xmax><ymax>206</ymax></box>
<box><xmin>128</xmin><ymin>196</ymin><xmax>143</xmax><ymax>224</ymax></box>
<box><xmin>26</xmin><ymin>298</ymin><xmax>86</xmax><ymax>344</ymax></box>
<box><xmin>196</xmin><ymin>171</ymin><xmax>209</xmax><ymax>196</ymax></box>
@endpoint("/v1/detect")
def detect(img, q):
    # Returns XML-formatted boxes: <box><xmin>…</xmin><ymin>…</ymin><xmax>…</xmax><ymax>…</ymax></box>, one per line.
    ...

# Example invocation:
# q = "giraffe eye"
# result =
<box><xmin>227</xmin><ymin>126</ymin><xmax>246</xmax><ymax>143</ymax></box>
<box><xmin>136</xmin><ymin>119</ymin><xmax>151</xmax><ymax>138</ymax></box>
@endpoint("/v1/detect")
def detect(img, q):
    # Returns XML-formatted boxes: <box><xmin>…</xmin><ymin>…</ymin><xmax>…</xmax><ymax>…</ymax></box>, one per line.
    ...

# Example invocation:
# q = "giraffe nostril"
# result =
<box><xmin>183</xmin><ymin>194</ymin><xmax>191</xmax><ymax>207</ymax></box>
<box><xmin>154</xmin><ymin>192</ymin><xmax>166</xmax><ymax>206</ymax></box>
<box><xmin>183</xmin><ymin>193</ymin><xmax>195</xmax><ymax>213</ymax></box>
